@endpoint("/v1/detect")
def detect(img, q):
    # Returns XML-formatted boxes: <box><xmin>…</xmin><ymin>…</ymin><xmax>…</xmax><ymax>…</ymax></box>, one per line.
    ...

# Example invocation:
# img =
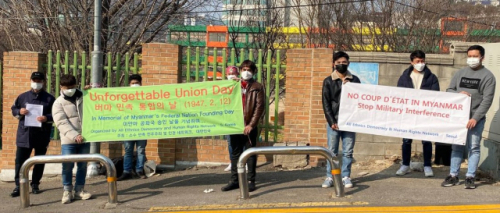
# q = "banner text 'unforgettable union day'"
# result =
<box><xmin>82</xmin><ymin>80</ymin><xmax>245</xmax><ymax>142</ymax></box>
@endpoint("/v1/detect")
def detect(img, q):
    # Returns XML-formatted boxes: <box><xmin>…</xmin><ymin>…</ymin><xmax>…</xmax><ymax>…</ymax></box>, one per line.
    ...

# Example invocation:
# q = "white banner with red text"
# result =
<box><xmin>338</xmin><ymin>83</ymin><xmax>471</xmax><ymax>145</ymax></box>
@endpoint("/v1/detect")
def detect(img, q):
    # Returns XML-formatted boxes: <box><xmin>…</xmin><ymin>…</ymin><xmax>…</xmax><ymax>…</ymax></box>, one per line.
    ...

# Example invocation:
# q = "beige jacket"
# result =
<box><xmin>52</xmin><ymin>92</ymin><xmax>83</xmax><ymax>145</ymax></box>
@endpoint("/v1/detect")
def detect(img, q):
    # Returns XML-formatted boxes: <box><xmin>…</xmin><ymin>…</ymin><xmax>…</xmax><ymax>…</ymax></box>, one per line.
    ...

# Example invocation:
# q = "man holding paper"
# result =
<box><xmin>10</xmin><ymin>72</ymin><xmax>55</xmax><ymax>197</ymax></box>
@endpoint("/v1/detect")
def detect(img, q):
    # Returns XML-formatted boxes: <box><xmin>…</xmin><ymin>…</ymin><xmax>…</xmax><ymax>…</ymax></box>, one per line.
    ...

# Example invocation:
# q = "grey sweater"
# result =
<box><xmin>447</xmin><ymin>66</ymin><xmax>496</xmax><ymax>121</ymax></box>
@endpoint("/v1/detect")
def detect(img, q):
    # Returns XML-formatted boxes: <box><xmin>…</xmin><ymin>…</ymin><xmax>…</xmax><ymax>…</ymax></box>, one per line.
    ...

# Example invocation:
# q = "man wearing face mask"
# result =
<box><xmin>442</xmin><ymin>45</ymin><xmax>496</xmax><ymax>189</ymax></box>
<box><xmin>221</xmin><ymin>60</ymin><xmax>265</xmax><ymax>192</ymax></box>
<box><xmin>223</xmin><ymin>66</ymin><xmax>239</xmax><ymax>171</ymax></box>
<box><xmin>10</xmin><ymin>72</ymin><xmax>55</xmax><ymax>197</ymax></box>
<box><xmin>53</xmin><ymin>74</ymin><xmax>92</xmax><ymax>204</ymax></box>
<box><xmin>395</xmin><ymin>50</ymin><xmax>439</xmax><ymax>177</ymax></box>
<box><xmin>321</xmin><ymin>51</ymin><xmax>361</xmax><ymax>189</ymax></box>
<box><xmin>118</xmin><ymin>74</ymin><xmax>148</xmax><ymax>181</ymax></box>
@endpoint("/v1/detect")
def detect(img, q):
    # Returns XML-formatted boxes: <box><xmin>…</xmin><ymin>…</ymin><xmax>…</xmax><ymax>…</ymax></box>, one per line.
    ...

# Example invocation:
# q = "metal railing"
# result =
<box><xmin>19</xmin><ymin>154</ymin><xmax>118</xmax><ymax>208</ymax></box>
<box><xmin>237</xmin><ymin>146</ymin><xmax>344</xmax><ymax>199</ymax></box>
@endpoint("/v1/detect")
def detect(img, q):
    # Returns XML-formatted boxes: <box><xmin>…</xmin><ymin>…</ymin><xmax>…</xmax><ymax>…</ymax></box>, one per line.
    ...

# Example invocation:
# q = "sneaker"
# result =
<box><xmin>343</xmin><ymin>177</ymin><xmax>353</xmax><ymax>188</ymax></box>
<box><xmin>117</xmin><ymin>172</ymin><xmax>133</xmax><ymax>181</ymax></box>
<box><xmin>441</xmin><ymin>175</ymin><xmax>459</xmax><ymax>187</ymax></box>
<box><xmin>396</xmin><ymin>165</ymin><xmax>411</xmax><ymax>176</ymax></box>
<box><xmin>248</xmin><ymin>181</ymin><xmax>256</xmax><ymax>192</ymax></box>
<box><xmin>137</xmin><ymin>171</ymin><xmax>147</xmax><ymax>179</ymax></box>
<box><xmin>31</xmin><ymin>184</ymin><xmax>41</xmax><ymax>194</ymax></box>
<box><xmin>10</xmin><ymin>187</ymin><xmax>20</xmax><ymax>197</ymax></box>
<box><xmin>465</xmin><ymin>177</ymin><xmax>476</xmax><ymax>189</ymax></box>
<box><xmin>321</xmin><ymin>177</ymin><xmax>333</xmax><ymax>188</ymax></box>
<box><xmin>74</xmin><ymin>190</ymin><xmax>92</xmax><ymax>200</ymax></box>
<box><xmin>424</xmin><ymin>166</ymin><xmax>434</xmax><ymax>177</ymax></box>
<box><xmin>221</xmin><ymin>181</ymin><xmax>239</xmax><ymax>192</ymax></box>
<box><xmin>224</xmin><ymin>163</ymin><xmax>232</xmax><ymax>172</ymax></box>
<box><xmin>61</xmin><ymin>191</ymin><xmax>73</xmax><ymax>204</ymax></box>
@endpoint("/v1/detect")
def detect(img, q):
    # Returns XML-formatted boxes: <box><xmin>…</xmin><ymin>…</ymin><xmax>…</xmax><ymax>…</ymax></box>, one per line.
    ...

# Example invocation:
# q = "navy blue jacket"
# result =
<box><xmin>11</xmin><ymin>90</ymin><xmax>56</xmax><ymax>148</ymax></box>
<box><xmin>397</xmin><ymin>65</ymin><xmax>440</xmax><ymax>91</ymax></box>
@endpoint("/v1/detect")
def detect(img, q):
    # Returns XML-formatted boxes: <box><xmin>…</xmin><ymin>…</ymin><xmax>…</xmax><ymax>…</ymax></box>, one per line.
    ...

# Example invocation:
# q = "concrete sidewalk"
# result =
<box><xmin>0</xmin><ymin>163</ymin><xmax>498</xmax><ymax>213</ymax></box>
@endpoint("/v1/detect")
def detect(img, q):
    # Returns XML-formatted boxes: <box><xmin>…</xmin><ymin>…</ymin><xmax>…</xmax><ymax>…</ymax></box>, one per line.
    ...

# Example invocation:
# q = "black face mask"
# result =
<box><xmin>335</xmin><ymin>64</ymin><xmax>348</xmax><ymax>74</ymax></box>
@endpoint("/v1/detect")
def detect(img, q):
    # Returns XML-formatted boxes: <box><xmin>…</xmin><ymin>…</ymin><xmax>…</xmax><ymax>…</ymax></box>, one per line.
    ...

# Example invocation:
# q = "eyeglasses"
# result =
<box><xmin>241</xmin><ymin>69</ymin><xmax>252</xmax><ymax>71</ymax></box>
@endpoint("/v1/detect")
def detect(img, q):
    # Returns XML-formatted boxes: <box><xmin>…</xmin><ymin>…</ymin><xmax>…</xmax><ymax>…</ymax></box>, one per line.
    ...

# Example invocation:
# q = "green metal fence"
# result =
<box><xmin>44</xmin><ymin>50</ymin><xmax>141</xmax><ymax>139</ymax></box>
<box><xmin>181</xmin><ymin>47</ymin><xmax>286</xmax><ymax>143</ymax></box>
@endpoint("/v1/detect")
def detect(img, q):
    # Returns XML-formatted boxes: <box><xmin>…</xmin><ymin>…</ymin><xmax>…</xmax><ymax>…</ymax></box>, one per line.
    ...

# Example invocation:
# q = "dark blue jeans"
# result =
<box><xmin>123</xmin><ymin>140</ymin><xmax>147</xmax><ymax>173</ymax></box>
<box><xmin>402</xmin><ymin>139</ymin><xmax>432</xmax><ymax>167</ymax></box>
<box><xmin>62</xmin><ymin>143</ymin><xmax>90</xmax><ymax>191</ymax></box>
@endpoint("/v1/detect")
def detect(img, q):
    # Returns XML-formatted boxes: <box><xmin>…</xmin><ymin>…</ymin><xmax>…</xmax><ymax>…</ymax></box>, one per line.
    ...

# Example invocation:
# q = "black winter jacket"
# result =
<box><xmin>397</xmin><ymin>65</ymin><xmax>440</xmax><ymax>91</ymax></box>
<box><xmin>11</xmin><ymin>90</ymin><xmax>55</xmax><ymax>148</ymax></box>
<box><xmin>322</xmin><ymin>71</ymin><xmax>361</xmax><ymax>127</ymax></box>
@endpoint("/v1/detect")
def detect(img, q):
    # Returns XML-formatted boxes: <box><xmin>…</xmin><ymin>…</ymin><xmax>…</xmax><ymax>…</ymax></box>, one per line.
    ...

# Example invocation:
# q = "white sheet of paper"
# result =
<box><xmin>24</xmin><ymin>104</ymin><xmax>43</xmax><ymax>127</ymax></box>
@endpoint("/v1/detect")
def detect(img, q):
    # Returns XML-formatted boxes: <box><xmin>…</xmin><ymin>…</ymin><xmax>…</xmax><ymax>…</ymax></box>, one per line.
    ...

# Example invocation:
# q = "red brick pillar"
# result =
<box><xmin>1</xmin><ymin>51</ymin><xmax>46</xmax><ymax>180</ymax></box>
<box><xmin>141</xmin><ymin>43</ymin><xmax>182</xmax><ymax>167</ymax></box>
<box><xmin>284</xmin><ymin>48</ymin><xmax>333</xmax><ymax>166</ymax></box>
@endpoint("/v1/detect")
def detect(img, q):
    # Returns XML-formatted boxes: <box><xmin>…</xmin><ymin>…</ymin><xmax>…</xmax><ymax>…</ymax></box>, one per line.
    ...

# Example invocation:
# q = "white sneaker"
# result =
<box><xmin>342</xmin><ymin>177</ymin><xmax>353</xmax><ymax>188</ymax></box>
<box><xmin>424</xmin><ymin>166</ymin><xmax>434</xmax><ymax>177</ymax></box>
<box><xmin>322</xmin><ymin>177</ymin><xmax>333</xmax><ymax>188</ymax></box>
<box><xmin>61</xmin><ymin>191</ymin><xmax>73</xmax><ymax>204</ymax></box>
<box><xmin>396</xmin><ymin>165</ymin><xmax>411</xmax><ymax>176</ymax></box>
<box><xmin>74</xmin><ymin>190</ymin><xmax>92</xmax><ymax>200</ymax></box>
<box><xmin>224</xmin><ymin>163</ymin><xmax>232</xmax><ymax>172</ymax></box>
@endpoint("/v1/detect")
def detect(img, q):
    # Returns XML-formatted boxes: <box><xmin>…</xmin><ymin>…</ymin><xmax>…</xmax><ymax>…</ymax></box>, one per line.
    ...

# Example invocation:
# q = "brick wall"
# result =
<box><xmin>284</xmin><ymin>48</ymin><xmax>333</xmax><ymax>166</ymax></box>
<box><xmin>141</xmin><ymin>43</ymin><xmax>182</xmax><ymax>166</ymax></box>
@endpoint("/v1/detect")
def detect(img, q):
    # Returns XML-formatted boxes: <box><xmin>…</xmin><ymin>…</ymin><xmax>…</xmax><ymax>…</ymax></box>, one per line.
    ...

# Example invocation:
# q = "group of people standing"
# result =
<box><xmin>7</xmin><ymin>44</ymin><xmax>494</xmax><ymax>204</ymax></box>
<box><xmin>321</xmin><ymin>45</ymin><xmax>495</xmax><ymax>190</ymax></box>
<box><xmin>10</xmin><ymin>73</ymin><xmax>149</xmax><ymax>204</ymax></box>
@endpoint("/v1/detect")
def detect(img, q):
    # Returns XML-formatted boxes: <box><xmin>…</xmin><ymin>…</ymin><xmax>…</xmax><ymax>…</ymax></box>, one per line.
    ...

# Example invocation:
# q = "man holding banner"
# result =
<box><xmin>442</xmin><ymin>45</ymin><xmax>496</xmax><ymax>189</ymax></box>
<box><xmin>321</xmin><ymin>51</ymin><xmax>361</xmax><ymax>189</ymax></box>
<box><xmin>221</xmin><ymin>60</ymin><xmax>265</xmax><ymax>192</ymax></box>
<box><xmin>53</xmin><ymin>74</ymin><xmax>92</xmax><ymax>204</ymax></box>
<box><xmin>395</xmin><ymin>50</ymin><xmax>439</xmax><ymax>177</ymax></box>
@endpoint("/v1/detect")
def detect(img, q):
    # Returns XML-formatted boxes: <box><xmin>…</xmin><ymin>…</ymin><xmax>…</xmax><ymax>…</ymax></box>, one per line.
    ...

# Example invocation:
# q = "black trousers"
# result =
<box><xmin>230</xmin><ymin>128</ymin><xmax>258</xmax><ymax>183</ymax></box>
<box><xmin>14</xmin><ymin>146</ymin><xmax>48</xmax><ymax>186</ymax></box>
<box><xmin>434</xmin><ymin>143</ymin><xmax>452</xmax><ymax>166</ymax></box>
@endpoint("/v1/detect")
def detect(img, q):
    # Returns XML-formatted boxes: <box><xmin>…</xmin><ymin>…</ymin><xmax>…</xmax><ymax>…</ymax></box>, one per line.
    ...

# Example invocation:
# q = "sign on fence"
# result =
<box><xmin>349</xmin><ymin>63</ymin><xmax>379</xmax><ymax>85</ymax></box>
<box><xmin>82</xmin><ymin>80</ymin><xmax>245</xmax><ymax>142</ymax></box>
<box><xmin>338</xmin><ymin>83</ymin><xmax>471</xmax><ymax>145</ymax></box>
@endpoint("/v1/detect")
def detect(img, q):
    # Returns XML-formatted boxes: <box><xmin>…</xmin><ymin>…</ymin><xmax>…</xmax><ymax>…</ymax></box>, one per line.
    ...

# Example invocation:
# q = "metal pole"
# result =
<box><xmin>88</xmin><ymin>0</ymin><xmax>104</xmax><ymax>177</ymax></box>
<box><xmin>20</xmin><ymin>154</ymin><xmax>117</xmax><ymax>208</ymax></box>
<box><xmin>237</xmin><ymin>146</ymin><xmax>344</xmax><ymax>199</ymax></box>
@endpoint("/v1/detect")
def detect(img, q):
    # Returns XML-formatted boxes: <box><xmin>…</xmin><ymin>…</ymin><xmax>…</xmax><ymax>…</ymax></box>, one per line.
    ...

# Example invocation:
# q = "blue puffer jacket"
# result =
<box><xmin>397</xmin><ymin>65</ymin><xmax>440</xmax><ymax>91</ymax></box>
<box><xmin>11</xmin><ymin>90</ymin><xmax>55</xmax><ymax>148</ymax></box>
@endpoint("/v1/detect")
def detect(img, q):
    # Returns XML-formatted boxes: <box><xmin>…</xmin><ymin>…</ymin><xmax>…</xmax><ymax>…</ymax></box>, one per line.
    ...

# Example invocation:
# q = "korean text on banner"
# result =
<box><xmin>338</xmin><ymin>83</ymin><xmax>471</xmax><ymax>145</ymax></box>
<box><xmin>82</xmin><ymin>80</ymin><xmax>244</xmax><ymax>142</ymax></box>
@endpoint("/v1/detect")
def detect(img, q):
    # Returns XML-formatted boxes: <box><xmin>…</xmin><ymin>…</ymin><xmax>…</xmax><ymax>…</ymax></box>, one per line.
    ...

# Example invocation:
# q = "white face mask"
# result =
<box><xmin>130</xmin><ymin>84</ymin><xmax>141</xmax><ymax>87</ymax></box>
<box><xmin>227</xmin><ymin>75</ymin><xmax>237</xmax><ymax>80</ymax></box>
<box><xmin>466</xmin><ymin>57</ymin><xmax>481</xmax><ymax>68</ymax></box>
<box><xmin>241</xmin><ymin>71</ymin><xmax>253</xmax><ymax>80</ymax></box>
<box><xmin>31</xmin><ymin>82</ymin><xmax>43</xmax><ymax>90</ymax></box>
<box><xmin>63</xmin><ymin>89</ymin><xmax>76</xmax><ymax>97</ymax></box>
<box><xmin>413</xmin><ymin>63</ymin><xmax>425</xmax><ymax>72</ymax></box>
